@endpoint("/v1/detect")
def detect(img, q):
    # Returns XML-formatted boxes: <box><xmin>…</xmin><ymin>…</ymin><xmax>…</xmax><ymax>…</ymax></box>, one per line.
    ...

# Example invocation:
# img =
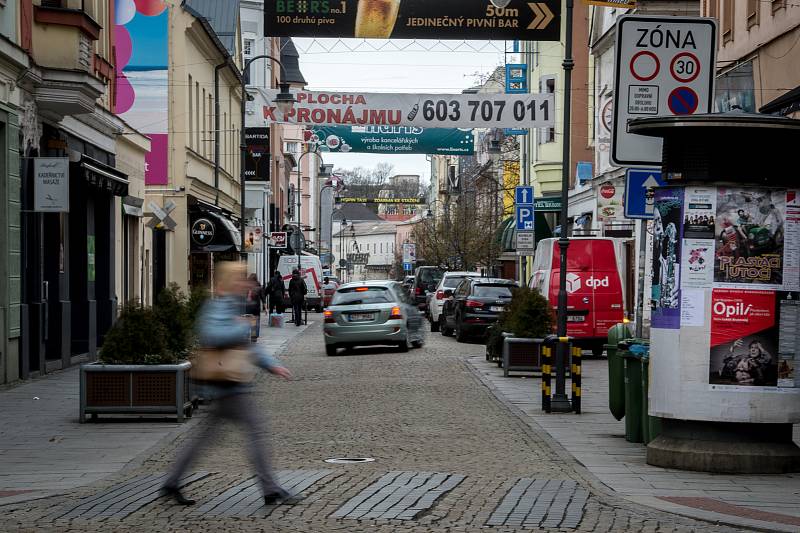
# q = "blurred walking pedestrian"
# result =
<box><xmin>162</xmin><ymin>261</ymin><xmax>298</xmax><ymax>507</ymax></box>
<box><xmin>266</xmin><ymin>270</ymin><xmax>285</xmax><ymax>315</ymax></box>
<box><xmin>246</xmin><ymin>273</ymin><xmax>266</xmax><ymax>341</ymax></box>
<box><xmin>288</xmin><ymin>269</ymin><xmax>307</xmax><ymax>327</ymax></box>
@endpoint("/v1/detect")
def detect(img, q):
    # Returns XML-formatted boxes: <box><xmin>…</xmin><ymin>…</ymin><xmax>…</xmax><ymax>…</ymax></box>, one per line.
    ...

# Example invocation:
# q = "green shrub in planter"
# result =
<box><xmin>99</xmin><ymin>304</ymin><xmax>171</xmax><ymax>365</ymax></box>
<box><xmin>153</xmin><ymin>284</ymin><xmax>196</xmax><ymax>360</ymax></box>
<box><xmin>486</xmin><ymin>287</ymin><xmax>553</xmax><ymax>358</ymax></box>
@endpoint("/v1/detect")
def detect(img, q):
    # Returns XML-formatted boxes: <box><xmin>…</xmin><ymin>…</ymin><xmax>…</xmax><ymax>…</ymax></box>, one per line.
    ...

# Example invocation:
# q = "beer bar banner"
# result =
<box><xmin>262</xmin><ymin>90</ymin><xmax>555</xmax><ymax>130</ymax></box>
<box><xmin>307</xmin><ymin>126</ymin><xmax>474</xmax><ymax>155</ymax></box>
<box><xmin>265</xmin><ymin>0</ymin><xmax>561</xmax><ymax>41</ymax></box>
<box><xmin>245</xmin><ymin>128</ymin><xmax>270</xmax><ymax>181</ymax></box>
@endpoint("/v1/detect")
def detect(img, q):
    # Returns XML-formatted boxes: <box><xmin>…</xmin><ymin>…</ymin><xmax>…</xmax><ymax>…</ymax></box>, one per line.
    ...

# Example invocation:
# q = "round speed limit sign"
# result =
<box><xmin>670</xmin><ymin>52</ymin><xmax>700</xmax><ymax>83</ymax></box>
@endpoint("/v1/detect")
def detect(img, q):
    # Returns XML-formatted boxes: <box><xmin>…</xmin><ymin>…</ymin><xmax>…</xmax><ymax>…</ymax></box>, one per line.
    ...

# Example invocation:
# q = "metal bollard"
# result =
<box><xmin>541</xmin><ymin>345</ymin><xmax>552</xmax><ymax>413</ymax></box>
<box><xmin>571</xmin><ymin>345</ymin><xmax>582</xmax><ymax>414</ymax></box>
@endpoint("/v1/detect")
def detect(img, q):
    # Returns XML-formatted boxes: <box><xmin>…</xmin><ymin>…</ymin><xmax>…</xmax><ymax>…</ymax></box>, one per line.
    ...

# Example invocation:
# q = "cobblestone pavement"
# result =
<box><xmin>2</xmin><ymin>320</ymin><xmax>751</xmax><ymax>532</ymax></box>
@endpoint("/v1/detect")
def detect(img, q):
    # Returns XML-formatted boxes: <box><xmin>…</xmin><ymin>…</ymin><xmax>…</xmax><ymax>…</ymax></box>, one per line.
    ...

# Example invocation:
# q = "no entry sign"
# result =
<box><xmin>612</xmin><ymin>15</ymin><xmax>717</xmax><ymax>167</ymax></box>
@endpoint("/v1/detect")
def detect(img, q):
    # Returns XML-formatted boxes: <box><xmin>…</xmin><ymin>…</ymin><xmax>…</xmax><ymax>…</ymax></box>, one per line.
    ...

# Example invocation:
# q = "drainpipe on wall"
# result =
<box><xmin>214</xmin><ymin>61</ymin><xmax>226</xmax><ymax>206</ymax></box>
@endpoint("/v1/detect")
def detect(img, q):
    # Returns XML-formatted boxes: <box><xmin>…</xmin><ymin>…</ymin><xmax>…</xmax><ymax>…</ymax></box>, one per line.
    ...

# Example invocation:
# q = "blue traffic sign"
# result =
<box><xmin>516</xmin><ymin>205</ymin><xmax>535</xmax><ymax>230</ymax></box>
<box><xmin>624</xmin><ymin>169</ymin><xmax>665</xmax><ymax>219</ymax></box>
<box><xmin>515</xmin><ymin>186</ymin><xmax>534</xmax><ymax>205</ymax></box>
<box><xmin>403</xmin><ymin>262</ymin><xmax>413</xmax><ymax>272</ymax></box>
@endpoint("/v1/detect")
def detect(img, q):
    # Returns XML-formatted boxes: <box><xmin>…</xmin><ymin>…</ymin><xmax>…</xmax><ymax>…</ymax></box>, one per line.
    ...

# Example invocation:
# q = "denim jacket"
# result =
<box><xmin>195</xmin><ymin>295</ymin><xmax>283</xmax><ymax>397</ymax></box>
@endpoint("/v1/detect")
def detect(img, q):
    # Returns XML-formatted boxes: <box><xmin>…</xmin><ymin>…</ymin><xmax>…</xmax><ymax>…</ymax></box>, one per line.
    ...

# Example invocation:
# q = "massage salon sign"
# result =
<box><xmin>34</xmin><ymin>157</ymin><xmax>70</xmax><ymax>212</ymax></box>
<box><xmin>262</xmin><ymin>90</ymin><xmax>555</xmax><ymax>130</ymax></box>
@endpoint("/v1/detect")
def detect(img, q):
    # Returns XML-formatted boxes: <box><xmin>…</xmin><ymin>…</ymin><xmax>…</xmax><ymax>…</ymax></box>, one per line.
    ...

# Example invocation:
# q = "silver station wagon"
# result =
<box><xmin>323</xmin><ymin>281</ymin><xmax>426</xmax><ymax>356</ymax></box>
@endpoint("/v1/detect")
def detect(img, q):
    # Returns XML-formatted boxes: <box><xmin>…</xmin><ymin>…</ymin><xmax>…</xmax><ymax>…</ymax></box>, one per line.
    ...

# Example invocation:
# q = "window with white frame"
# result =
<box><xmin>243</xmin><ymin>38</ymin><xmax>254</xmax><ymax>57</ymax></box>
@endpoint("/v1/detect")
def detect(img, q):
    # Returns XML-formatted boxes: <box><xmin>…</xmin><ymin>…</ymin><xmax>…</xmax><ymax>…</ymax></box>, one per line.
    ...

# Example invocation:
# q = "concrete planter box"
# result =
<box><xmin>80</xmin><ymin>361</ymin><xmax>194</xmax><ymax>422</ymax></box>
<box><xmin>502</xmin><ymin>337</ymin><xmax>544</xmax><ymax>377</ymax></box>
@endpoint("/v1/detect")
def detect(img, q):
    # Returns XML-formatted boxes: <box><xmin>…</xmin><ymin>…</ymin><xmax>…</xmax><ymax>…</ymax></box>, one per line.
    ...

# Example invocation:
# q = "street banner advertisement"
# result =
<box><xmin>402</xmin><ymin>243</ymin><xmax>417</xmax><ymax>264</ymax></box>
<box><xmin>261</xmin><ymin>90</ymin><xmax>555</xmax><ymax>130</ymax></box>
<box><xmin>337</xmin><ymin>197</ymin><xmax>425</xmax><ymax>204</ymax></box>
<box><xmin>714</xmin><ymin>188</ymin><xmax>787</xmax><ymax>288</ymax></box>
<box><xmin>114</xmin><ymin>1</ymin><xmax>169</xmax><ymax>185</ymax></box>
<box><xmin>244</xmin><ymin>226</ymin><xmax>264</xmax><ymax>253</ymax></box>
<box><xmin>245</xmin><ymin>128</ymin><xmax>270</xmax><ymax>181</ymax></box>
<box><xmin>264</xmin><ymin>0</ymin><xmax>561</xmax><ymax>41</ymax></box>
<box><xmin>33</xmin><ymin>157</ymin><xmax>69</xmax><ymax>212</ymax></box>
<box><xmin>651</xmin><ymin>188</ymin><xmax>683</xmax><ymax>329</ymax></box>
<box><xmin>709</xmin><ymin>289</ymin><xmax>798</xmax><ymax>391</ymax></box>
<box><xmin>306</xmin><ymin>126</ymin><xmax>474</xmax><ymax>155</ymax></box>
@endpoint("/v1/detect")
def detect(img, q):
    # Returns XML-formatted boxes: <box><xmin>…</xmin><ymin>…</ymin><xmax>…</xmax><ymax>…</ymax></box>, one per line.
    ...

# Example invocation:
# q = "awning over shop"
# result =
<box><xmin>189</xmin><ymin>207</ymin><xmax>242</xmax><ymax>253</ymax></box>
<box><xmin>497</xmin><ymin>212</ymin><xmax>553</xmax><ymax>253</ymax></box>
<box><xmin>74</xmin><ymin>155</ymin><xmax>129</xmax><ymax>196</ymax></box>
<box><xmin>122</xmin><ymin>196</ymin><xmax>144</xmax><ymax>217</ymax></box>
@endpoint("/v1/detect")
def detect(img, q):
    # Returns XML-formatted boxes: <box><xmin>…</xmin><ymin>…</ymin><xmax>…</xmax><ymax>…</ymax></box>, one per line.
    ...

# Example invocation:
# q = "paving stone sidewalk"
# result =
<box><xmin>466</xmin><ymin>353</ymin><xmax>800</xmax><ymax>533</ymax></box>
<box><xmin>0</xmin><ymin>316</ymin><xmax>311</xmax><ymax>505</ymax></box>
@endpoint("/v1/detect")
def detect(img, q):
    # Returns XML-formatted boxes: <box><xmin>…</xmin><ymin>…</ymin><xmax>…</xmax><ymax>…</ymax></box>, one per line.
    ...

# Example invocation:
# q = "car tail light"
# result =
<box><xmin>436</xmin><ymin>290</ymin><xmax>444</xmax><ymax>300</ymax></box>
<box><xmin>466</xmin><ymin>299</ymin><xmax>483</xmax><ymax>308</ymax></box>
<box><xmin>323</xmin><ymin>310</ymin><xmax>335</xmax><ymax>323</ymax></box>
<box><xmin>389</xmin><ymin>306</ymin><xmax>403</xmax><ymax>320</ymax></box>
<box><xmin>415</xmin><ymin>287</ymin><xmax>422</xmax><ymax>295</ymax></box>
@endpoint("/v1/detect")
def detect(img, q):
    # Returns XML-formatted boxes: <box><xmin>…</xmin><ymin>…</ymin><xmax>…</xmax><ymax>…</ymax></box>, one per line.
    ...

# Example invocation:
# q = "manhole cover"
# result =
<box><xmin>324</xmin><ymin>457</ymin><xmax>375</xmax><ymax>464</ymax></box>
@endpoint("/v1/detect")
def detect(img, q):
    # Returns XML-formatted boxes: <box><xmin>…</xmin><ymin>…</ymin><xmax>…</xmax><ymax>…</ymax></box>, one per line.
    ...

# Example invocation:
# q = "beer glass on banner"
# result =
<box><xmin>355</xmin><ymin>0</ymin><xmax>401</xmax><ymax>38</ymax></box>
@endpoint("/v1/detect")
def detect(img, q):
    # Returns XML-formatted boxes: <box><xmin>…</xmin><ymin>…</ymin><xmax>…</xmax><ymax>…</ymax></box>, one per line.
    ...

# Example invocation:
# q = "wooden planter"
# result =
<box><xmin>502</xmin><ymin>337</ymin><xmax>544</xmax><ymax>377</ymax></box>
<box><xmin>80</xmin><ymin>362</ymin><xmax>194</xmax><ymax>422</ymax></box>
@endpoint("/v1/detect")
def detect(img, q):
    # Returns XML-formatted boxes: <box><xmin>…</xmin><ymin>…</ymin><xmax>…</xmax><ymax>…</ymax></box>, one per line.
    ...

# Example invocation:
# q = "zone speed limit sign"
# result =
<box><xmin>612</xmin><ymin>15</ymin><xmax>717</xmax><ymax>167</ymax></box>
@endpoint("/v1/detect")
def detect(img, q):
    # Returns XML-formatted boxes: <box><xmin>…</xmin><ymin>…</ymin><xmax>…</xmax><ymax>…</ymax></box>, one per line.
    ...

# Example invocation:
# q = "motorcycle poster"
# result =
<box><xmin>713</xmin><ymin>188</ymin><xmax>787</xmax><ymax>288</ymax></box>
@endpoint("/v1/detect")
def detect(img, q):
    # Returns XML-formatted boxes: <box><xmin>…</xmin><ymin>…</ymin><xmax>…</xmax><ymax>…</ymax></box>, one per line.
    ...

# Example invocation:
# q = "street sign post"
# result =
<box><xmin>624</xmin><ymin>169</ymin><xmax>665</xmax><ymax>219</ymax></box>
<box><xmin>515</xmin><ymin>186</ymin><xmax>535</xmax><ymax>231</ymax></box>
<box><xmin>612</xmin><ymin>15</ymin><xmax>717</xmax><ymax>167</ymax></box>
<box><xmin>516</xmin><ymin>231</ymin><xmax>535</xmax><ymax>256</ymax></box>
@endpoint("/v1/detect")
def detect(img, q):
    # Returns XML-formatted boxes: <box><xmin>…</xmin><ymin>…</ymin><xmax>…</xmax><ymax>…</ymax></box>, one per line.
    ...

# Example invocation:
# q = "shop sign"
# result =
<box><xmin>270</xmin><ymin>232</ymin><xmax>288</xmax><ymax>249</ymax></box>
<box><xmin>262</xmin><ymin>90</ymin><xmax>555</xmax><ymax>130</ymax></box>
<box><xmin>597</xmin><ymin>180</ymin><xmax>623</xmax><ymax>221</ymax></box>
<box><xmin>34</xmin><ymin>157</ymin><xmax>69</xmax><ymax>212</ymax></box>
<box><xmin>245</xmin><ymin>128</ymin><xmax>270</xmax><ymax>181</ymax></box>
<box><xmin>191</xmin><ymin>218</ymin><xmax>215</xmax><ymax>246</ymax></box>
<box><xmin>307</xmin><ymin>126</ymin><xmax>474</xmax><ymax>155</ymax></box>
<box><xmin>244</xmin><ymin>226</ymin><xmax>264</xmax><ymax>253</ymax></box>
<box><xmin>264</xmin><ymin>0</ymin><xmax>560</xmax><ymax>41</ymax></box>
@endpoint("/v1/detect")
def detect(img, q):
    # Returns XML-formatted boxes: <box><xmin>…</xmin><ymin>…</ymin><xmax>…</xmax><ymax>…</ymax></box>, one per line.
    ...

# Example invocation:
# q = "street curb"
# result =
<box><xmin>461</xmin><ymin>355</ymin><xmax>768</xmax><ymax>533</ymax></box>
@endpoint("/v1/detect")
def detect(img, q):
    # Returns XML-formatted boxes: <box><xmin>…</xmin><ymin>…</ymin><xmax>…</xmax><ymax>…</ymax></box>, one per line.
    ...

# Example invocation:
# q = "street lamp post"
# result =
<box><xmin>294</xmin><ymin>148</ymin><xmax>324</xmax><ymax>273</ymax></box>
<box><xmin>552</xmin><ymin>0</ymin><xmax>575</xmax><ymax>413</ymax></box>
<box><xmin>239</xmin><ymin>55</ymin><xmax>295</xmax><ymax>257</ymax></box>
<box><xmin>318</xmin><ymin>176</ymin><xmax>340</xmax><ymax>267</ymax></box>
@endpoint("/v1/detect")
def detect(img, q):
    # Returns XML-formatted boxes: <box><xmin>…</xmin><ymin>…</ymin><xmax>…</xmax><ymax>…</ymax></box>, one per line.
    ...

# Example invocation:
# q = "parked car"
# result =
<box><xmin>440</xmin><ymin>278</ymin><xmax>517</xmax><ymax>342</ymax></box>
<box><xmin>426</xmin><ymin>271</ymin><xmax>481</xmax><ymax>332</ymax></box>
<box><xmin>401</xmin><ymin>275</ymin><xmax>414</xmax><ymax>294</ymax></box>
<box><xmin>528</xmin><ymin>237</ymin><xmax>627</xmax><ymax>356</ymax></box>
<box><xmin>322</xmin><ymin>281</ymin><xmax>426</xmax><ymax>356</ymax></box>
<box><xmin>411</xmin><ymin>266</ymin><xmax>444</xmax><ymax>313</ymax></box>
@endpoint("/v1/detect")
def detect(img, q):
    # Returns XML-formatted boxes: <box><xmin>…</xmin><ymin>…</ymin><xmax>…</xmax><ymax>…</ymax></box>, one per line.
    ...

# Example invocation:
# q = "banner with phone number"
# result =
<box><xmin>260</xmin><ymin>90</ymin><xmax>555</xmax><ymax>130</ymax></box>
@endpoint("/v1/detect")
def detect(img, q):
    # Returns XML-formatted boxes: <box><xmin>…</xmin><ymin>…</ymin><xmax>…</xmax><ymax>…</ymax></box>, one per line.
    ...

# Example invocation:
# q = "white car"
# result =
<box><xmin>426</xmin><ymin>271</ymin><xmax>481</xmax><ymax>332</ymax></box>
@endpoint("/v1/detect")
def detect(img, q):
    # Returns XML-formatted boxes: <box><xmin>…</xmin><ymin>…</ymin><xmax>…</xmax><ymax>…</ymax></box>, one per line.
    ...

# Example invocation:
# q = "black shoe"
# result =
<box><xmin>162</xmin><ymin>485</ymin><xmax>196</xmax><ymax>506</ymax></box>
<box><xmin>264</xmin><ymin>489</ymin><xmax>304</xmax><ymax>505</ymax></box>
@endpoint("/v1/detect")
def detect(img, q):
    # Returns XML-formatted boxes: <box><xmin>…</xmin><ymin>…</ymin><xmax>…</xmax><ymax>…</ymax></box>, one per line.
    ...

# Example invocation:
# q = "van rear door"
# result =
<box><xmin>588</xmin><ymin>240</ymin><xmax>625</xmax><ymax>337</ymax></box>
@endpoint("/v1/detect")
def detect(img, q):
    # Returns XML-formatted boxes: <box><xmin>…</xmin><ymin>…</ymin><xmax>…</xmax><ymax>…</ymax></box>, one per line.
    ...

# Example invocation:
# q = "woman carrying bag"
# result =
<box><xmin>162</xmin><ymin>261</ymin><xmax>298</xmax><ymax>507</ymax></box>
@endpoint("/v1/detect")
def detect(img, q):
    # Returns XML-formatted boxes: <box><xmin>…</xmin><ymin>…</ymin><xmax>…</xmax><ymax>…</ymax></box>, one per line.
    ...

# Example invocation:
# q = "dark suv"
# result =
<box><xmin>440</xmin><ymin>278</ymin><xmax>516</xmax><ymax>342</ymax></box>
<box><xmin>411</xmin><ymin>266</ymin><xmax>444</xmax><ymax>314</ymax></box>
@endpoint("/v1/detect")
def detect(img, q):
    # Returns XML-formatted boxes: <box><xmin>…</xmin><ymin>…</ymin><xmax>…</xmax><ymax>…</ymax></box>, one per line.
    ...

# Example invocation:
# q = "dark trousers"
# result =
<box><xmin>165</xmin><ymin>392</ymin><xmax>279</xmax><ymax>496</ymax></box>
<box><xmin>269</xmin><ymin>297</ymin><xmax>284</xmax><ymax>315</ymax></box>
<box><xmin>292</xmin><ymin>302</ymin><xmax>303</xmax><ymax>326</ymax></box>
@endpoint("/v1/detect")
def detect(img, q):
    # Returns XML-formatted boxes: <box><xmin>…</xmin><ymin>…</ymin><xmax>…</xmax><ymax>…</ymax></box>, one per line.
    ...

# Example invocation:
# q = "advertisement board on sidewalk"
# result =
<box><xmin>260</xmin><ymin>90</ymin><xmax>555</xmax><ymax>130</ymax></box>
<box><xmin>264</xmin><ymin>0</ymin><xmax>561</xmax><ymax>41</ymax></box>
<box><xmin>306</xmin><ymin>126</ymin><xmax>474</xmax><ymax>155</ymax></box>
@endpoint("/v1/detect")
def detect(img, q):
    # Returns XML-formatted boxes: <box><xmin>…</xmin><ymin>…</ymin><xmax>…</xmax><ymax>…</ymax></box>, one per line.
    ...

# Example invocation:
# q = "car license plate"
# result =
<box><xmin>567</xmin><ymin>315</ymin><xmax>585</xmax><ymax>322</ymax></box>
<box><xmin>349</xmin><ymin>313</ymin><xmax>374</xmax><ymax>322</ymax></box>
<box><xmin>490</xmin><ymin>306</ymin><xmax>505</xmax><ymax>312</ymax></box>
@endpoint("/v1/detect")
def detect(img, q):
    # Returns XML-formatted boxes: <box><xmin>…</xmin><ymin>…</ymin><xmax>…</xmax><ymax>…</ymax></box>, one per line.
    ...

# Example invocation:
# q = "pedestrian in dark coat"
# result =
<box><xmin>266</xmin><ymin>271</ymin><xmax>285</xmax><ymax>315</ymax></box>
<box><xmin>246</xmin><ymin>273</ymin><xmax>266</xmax><ymax>340</ymax></box>
<box><xmin>287</xmin><ymin>269</ymin><xmax>307</xmax><ymax>326</ymax></box>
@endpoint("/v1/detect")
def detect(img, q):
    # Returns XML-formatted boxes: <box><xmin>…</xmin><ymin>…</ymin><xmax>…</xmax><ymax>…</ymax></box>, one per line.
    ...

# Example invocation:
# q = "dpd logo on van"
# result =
<box><xmin>586</xmin><ymin>276</ymin><xmax>610</xmax><ymax>288</ymax></box>
<box><xmin>566</xmin><ymin>273</ymin><xmax>581</xmax><ymax>294</ymax></box>
<box><xmin>566</xmin><ymin>274</ymin><xmax>610</xmax><ymax>294</ymax></box>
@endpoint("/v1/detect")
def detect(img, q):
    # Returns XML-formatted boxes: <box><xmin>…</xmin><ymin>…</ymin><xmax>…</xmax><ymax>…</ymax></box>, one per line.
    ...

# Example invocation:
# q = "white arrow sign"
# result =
<box><xmin>642</xmin><ymin>174</ymin><xmax>660</xmax><ymax>214</ymax></box>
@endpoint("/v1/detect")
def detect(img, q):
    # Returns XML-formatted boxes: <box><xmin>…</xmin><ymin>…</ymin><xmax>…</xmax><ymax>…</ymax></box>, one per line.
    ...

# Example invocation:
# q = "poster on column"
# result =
<box><xmin>113</xmin><ymin>0</ymin><xmax>169</xmax><ymax>186</ymax></box>
<box><xmin>784</xmin><ymin>190</ymin><xmax>800</xmax><ymax>290</ymax></box>
<box><xmin>713</xmin><ymin>188</ymin><xmax>792</xmax><ymax>289</ymax></box>
<box><xmin>709</xmin><ymin>289</ymin><xmax>798</xmax><ymax>391</ymax></box>
<box><xmin>650</xmin><ymin>188</ymin><xmax>683</xmax><ymax>329</ymax></box>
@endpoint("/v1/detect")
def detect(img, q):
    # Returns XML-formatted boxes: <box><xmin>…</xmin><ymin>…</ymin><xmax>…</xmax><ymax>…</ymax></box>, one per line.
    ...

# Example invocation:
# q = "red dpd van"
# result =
<box><xmin>528</xmin><ymin>237</ymin><xmax>627</xmax><ymax>356</ymax></box>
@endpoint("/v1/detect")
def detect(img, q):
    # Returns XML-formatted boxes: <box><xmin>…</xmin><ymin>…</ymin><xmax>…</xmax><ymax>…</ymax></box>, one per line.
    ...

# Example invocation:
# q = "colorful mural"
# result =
<box><xmin>114</xmin><ymin>0</ymin><xmax>169</xmax><ymax>185</ymax></box>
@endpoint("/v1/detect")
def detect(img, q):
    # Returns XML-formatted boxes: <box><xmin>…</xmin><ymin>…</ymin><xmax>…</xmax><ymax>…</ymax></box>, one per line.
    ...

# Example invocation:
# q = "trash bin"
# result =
<box><xmin>606</xmin><ymin>323</ymin><xmax>631</xmax><ymax>421</ymax></box>
<box><xmin>640</xmin><ymin>351</ymin><xmax>662</xmax><ymax>445</ymax></box>
<box><xmin>620</xmin><ymin>339</ymin><xmax>646</xmax><ymax>443</ymax></box>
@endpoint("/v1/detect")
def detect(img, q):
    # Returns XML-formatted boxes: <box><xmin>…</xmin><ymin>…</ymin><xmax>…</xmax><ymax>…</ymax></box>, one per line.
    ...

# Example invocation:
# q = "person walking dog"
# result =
<box><xmin>162</xmin><ymin>261</ymin><xmax>299</xmax><ymax>507</ymax></box>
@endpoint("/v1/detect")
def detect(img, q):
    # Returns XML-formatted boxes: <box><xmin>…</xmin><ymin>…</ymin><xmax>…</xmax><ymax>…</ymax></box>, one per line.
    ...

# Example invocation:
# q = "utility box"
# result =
<box><xmin>629</xmin><ymin>113</ymin><xmax>800</xmax><ymax>473</ymax></box>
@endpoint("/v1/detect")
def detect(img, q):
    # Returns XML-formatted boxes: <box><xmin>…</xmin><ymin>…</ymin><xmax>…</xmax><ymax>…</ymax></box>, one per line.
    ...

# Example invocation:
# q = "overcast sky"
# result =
<box><xmin>292</xmin><ymin>39</ymin><xmax>508</xmax><ymax>183</ymax></box>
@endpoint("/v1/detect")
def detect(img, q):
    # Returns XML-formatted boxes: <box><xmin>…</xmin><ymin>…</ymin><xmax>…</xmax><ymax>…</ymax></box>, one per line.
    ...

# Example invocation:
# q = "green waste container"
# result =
<box><xmin>606</xmin><ymin>323</ymin><xmax>631</xmax><ymax>421</ymax></box>
<box><xmin>640</xmin><ymin>352</ymin><xmax>662</xmax><ymax>445</ymax></box>
<box><xmin>620</xmin><ymin>339</ymin><xmax>646</xmax><ymax>444</ymax></box>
